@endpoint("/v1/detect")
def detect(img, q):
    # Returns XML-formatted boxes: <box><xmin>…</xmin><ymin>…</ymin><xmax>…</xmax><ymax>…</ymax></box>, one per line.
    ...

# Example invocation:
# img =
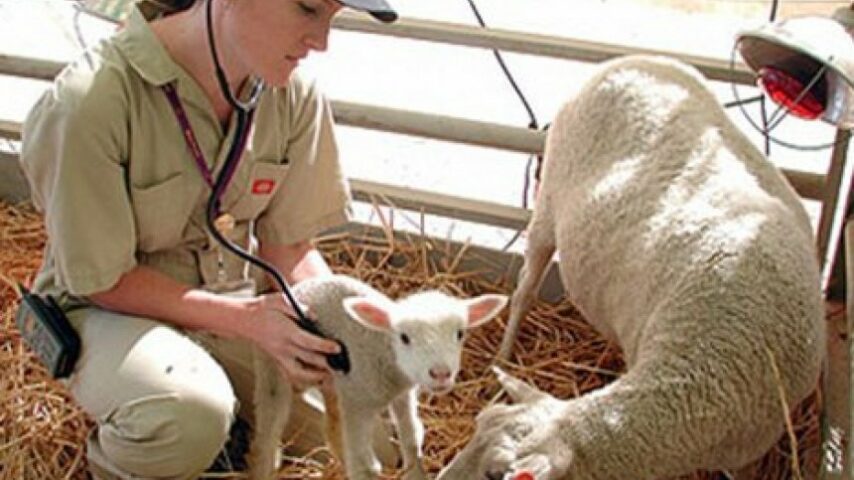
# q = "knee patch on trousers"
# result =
<box><xmin>97</xmin><ymin>391</ymin><xmax>236</xmax><ymax>479</ymax></box>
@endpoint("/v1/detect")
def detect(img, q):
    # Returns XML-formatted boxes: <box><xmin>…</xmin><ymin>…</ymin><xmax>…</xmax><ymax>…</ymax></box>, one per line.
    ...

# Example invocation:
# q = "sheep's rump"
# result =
<box><xmin>540</xmin><ymin>55</ymin><xmax>825</xmax><ymax>471</ymax></box>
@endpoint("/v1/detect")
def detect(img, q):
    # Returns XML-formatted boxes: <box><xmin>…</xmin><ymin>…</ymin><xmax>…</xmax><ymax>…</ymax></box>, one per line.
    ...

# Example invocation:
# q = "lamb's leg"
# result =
<box><xmin>246</xmin><ymin>350</ymin><xmax>293</xmax><ymax>480</ymax></box>
<box><xmin>498</xmin><ymin>215</ymin><xmax>556</xmax><ymax>360</ymax></box>
<box><xmin>389</xmin><ymin>389</ymin><xmax>426</xmax><ymax>480</ymax></box>
<box><xmin>340</xmin><ymin>399</ymin><xmax>384</xmax><ymax>480</ymax></box>
<box><xmin>320</xmin><ymin>383</ymin><xmax>345</xmax><ymax>464</ymax></box>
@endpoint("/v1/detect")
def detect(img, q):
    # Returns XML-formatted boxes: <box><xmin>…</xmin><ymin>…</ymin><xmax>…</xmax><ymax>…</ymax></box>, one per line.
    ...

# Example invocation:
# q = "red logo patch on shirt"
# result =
<box><xmin>252</xmin><ymin>179</ymin><xmax>276</xmax><ymax>195</ymax></box>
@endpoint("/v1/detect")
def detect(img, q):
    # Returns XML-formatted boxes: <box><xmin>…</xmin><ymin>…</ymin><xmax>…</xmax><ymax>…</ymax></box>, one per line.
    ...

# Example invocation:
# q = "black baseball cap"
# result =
<box><xmin>339</xmin><ymin>0</ymin><xmax>397</xmax><ymax>23</ymax></box>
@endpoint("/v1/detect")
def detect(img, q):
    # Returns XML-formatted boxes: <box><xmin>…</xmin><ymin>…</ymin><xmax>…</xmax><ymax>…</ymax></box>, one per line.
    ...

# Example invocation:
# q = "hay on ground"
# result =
<box><xmin>0</xmin><ymin>200</ymin><xmax>823</xmax><ymax>479</ymax></box>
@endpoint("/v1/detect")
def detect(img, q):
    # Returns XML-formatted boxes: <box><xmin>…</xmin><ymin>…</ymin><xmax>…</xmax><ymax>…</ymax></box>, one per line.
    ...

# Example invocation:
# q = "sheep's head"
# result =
<box><xmin>342</xmin><ymin>291</ymin><xmax>507</xmax><ymax>394</ymax></box>
<box><xmin>436</xmin><ymin>368</ymin><xmax>571</xmax><ymax>480</ymax></box>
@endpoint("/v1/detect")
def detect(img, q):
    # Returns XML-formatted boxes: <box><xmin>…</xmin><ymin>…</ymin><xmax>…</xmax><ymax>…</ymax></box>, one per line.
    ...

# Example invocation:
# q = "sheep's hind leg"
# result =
<box><xmin>498</xmin><ymin>219</ymin><xmax>556</xmax><ymax>360</ymax></box>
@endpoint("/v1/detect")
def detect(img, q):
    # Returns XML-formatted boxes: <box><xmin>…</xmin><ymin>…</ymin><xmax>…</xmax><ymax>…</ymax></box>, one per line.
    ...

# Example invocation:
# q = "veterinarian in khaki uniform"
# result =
<box><xmin>19</xmin><ymin>0</ymin><xmax>397</xmax><ymax>478</ymax></box>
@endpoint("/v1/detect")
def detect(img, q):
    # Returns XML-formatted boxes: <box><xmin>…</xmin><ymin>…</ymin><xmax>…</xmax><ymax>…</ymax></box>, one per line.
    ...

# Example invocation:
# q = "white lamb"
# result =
<box><xmin>437</xmin><ymin>55</ymin><xmax>825</xmax><ymax>479</ymax></box>
<box><xmin>247</xmin><ymin>274</ymin><xmax>507</xmax><ymax>480</ymax></box>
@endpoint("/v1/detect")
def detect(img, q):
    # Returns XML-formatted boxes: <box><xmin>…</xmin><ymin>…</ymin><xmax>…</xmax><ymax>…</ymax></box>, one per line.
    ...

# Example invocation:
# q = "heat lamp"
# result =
<box><xmin>736</xmin><ymin>5</ymin><xmax>854</xmax><ymax>129</ymax></box>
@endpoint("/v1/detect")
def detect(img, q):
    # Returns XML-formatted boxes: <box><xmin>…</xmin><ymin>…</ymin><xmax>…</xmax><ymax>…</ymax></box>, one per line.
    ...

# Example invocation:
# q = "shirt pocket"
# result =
<box><xmin>130</xmin><ymin>171</ymin><xmax>192</xmax><ymax>252</ymax></box>
<box><xmin>228</xmin><ymin>161</ymin><xmax>290</xmax><ymax>221</ymax></box>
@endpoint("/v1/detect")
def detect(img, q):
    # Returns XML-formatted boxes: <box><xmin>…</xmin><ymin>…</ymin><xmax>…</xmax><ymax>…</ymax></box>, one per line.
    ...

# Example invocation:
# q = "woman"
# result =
<box><xmin>19</xmin><ymin>0</ymin><xmax>396</xmax><ymax>477</ymax></box>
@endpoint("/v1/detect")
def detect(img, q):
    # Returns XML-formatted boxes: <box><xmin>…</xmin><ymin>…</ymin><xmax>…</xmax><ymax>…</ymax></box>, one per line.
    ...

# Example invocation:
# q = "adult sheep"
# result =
<box><xmin>438</xmin><ymin>55</ymin><xmax>825</xmax><ymax>480</ymax></box>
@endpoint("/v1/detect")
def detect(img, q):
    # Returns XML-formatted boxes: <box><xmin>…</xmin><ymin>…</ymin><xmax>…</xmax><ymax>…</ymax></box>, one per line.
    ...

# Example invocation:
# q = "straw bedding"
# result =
<box><xmin>0</xmin><ymin>200</ymin><xmax>823</xmax><ymax>479</ymax></box>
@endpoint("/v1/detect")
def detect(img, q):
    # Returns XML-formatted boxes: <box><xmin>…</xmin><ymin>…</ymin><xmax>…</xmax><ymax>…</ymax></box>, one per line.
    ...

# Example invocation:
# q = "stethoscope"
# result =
<box><xmin>203</xmin><ymin>0</ymin><xmax>350</xmax><ymax>373</ymax></box>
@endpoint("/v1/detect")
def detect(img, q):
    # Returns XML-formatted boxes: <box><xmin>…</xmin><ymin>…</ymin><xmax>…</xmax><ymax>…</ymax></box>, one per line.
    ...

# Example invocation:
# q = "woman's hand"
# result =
<box><xmin>244</xmin><ymin>292</ymin><xmax>341</xmax><ymax>389</ymax></box>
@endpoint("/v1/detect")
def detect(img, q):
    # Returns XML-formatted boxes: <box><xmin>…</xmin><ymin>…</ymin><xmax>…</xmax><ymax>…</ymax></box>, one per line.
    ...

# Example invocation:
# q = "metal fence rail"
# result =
<box><xmin>0</xmin><ymin>51</ymin><xmax>827</xmax><ymax>205</ymax></box>
<box><xmin>0</xmin><ymin>9</ymin><xmax>851</xmax><ymax>478</ymax></box>
<box><xmin>0</xmin><ymin>11</ymin><xmax>838</xmax><ymax>242</ymax></box>
<box><xmin>333</xmin><ymin>11</ymin><xmax>756</xmax><ymax>85</ymax></box>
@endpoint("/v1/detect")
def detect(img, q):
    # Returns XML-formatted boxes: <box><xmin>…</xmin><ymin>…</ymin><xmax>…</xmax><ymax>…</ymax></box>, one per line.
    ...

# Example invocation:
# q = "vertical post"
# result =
<box><xmin>817</xmin><ymin>129</ymin><xmax>853</xmax><ymax>478</ymax></box>
<box><xmin>845</xmin><ymin>221</ymin><xmax>854</xmax><ymax>479</ymax></box>
<box><xmin>818</xmin><ymin>128</ymin><xmax>853</xmax><ymax>299</ymax></box>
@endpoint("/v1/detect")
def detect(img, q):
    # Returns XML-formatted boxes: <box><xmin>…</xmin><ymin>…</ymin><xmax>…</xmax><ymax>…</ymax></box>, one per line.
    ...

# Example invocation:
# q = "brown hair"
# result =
<box><xmin>137</xmin><ymin>0</ymin><xmax>197</xmax><ymax>17</ymax></box>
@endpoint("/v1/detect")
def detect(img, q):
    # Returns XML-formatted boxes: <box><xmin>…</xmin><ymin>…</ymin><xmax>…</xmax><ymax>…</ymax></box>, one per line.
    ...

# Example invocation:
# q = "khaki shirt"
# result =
<box><xmin>20</xmin><ymin>6</ymin><xmax>350</xmax><ymax>297</ymax></box>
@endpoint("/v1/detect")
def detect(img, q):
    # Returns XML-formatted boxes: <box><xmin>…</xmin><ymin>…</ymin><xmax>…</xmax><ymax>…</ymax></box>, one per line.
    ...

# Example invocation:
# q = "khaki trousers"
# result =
<box><xmin>65</xmin><ymin>306</ymin><xmax>398</xmax><ymax>480</ymax></box>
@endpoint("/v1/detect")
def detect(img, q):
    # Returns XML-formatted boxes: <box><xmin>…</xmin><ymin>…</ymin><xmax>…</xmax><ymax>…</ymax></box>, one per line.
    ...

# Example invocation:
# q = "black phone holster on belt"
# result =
<box><xmin>15</xmin><ymin>285</ymin><xmax>81</xmax><ymax>379</ymax></box>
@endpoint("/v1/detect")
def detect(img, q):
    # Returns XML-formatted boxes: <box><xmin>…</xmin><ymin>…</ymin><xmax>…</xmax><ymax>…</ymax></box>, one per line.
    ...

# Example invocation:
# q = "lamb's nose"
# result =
<box><xmin>429</xmin><ymin>366</ymin><xmax>451</xmax><ymax>381</ymax></box>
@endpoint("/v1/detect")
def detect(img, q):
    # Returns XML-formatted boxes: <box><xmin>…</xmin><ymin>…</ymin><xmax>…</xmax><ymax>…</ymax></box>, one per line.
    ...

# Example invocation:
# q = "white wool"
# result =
<box><xmin>247</xmin><ymin>274</ymin><xmax>506</xmax><ymax>480</ymax></box>
<box><xmin>441</xmin><ymin>55</ymin><xmax>825</xmax><ymax>480</ymax></box>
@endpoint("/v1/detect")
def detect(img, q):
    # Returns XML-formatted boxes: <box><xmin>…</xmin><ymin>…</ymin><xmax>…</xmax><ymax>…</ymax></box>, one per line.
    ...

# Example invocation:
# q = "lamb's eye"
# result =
<box><xmin>456</xmin><ymin>329</ymin><xmax>464</xmax><ymax>341</ymax></box>
<box><xmin>400</xmin><ymin>333</ymin><xmax>411</xmax><ymax>345</ymax></box>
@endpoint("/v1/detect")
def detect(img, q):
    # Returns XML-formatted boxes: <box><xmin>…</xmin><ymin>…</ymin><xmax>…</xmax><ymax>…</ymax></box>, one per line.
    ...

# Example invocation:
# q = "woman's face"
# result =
<box><xmin>221</xmin><ymin>0</ymin><xmax>341</xmax><ymax>87</ymax></box>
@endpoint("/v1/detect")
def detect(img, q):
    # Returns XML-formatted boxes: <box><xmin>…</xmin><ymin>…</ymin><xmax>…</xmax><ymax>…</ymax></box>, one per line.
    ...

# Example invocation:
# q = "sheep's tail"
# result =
<box><xmin>321</xmin><ymin>384</ymin><xmax>346</xmax><ymax>464</ymax></box>
<box><xmin>246</xmin><ymin>348</ymin><xmax>293</xmax><ymax>480</ymax></box>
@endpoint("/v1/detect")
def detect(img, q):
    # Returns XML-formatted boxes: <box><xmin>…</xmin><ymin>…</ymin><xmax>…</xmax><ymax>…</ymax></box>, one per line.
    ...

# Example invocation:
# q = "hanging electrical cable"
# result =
<box><xmin>463</xmin><ymin>0</ymin><xmax>538</xmax><ymax>131</ymax></box>
<box><xmin>760</xmin><ymin>0</ymin><xmax>779</xmax><ymax>157</ymax></box>
<box><xmin>463</xmin><ymin>0</ymin><xmax>544</xmax><ymax>252</ymax></box>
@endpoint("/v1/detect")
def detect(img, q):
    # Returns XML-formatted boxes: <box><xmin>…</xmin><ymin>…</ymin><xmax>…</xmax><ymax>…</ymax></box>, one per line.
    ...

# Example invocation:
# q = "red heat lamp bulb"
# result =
<box><xmin>757</xmin><ymin>67</ymin><xmax>826</xmax><ymax>120</ymax></box>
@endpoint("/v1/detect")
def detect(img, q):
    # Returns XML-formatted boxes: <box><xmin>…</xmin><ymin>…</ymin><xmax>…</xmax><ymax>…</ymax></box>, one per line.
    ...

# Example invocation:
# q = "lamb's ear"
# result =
<box><xmin>342</xmin><ymin>297</ymin><xmax>393</xmax><ymax>332</ymax></box>
<box><xmin>464</xmin><ymin>294</ymin><xmax>508</xmax><ymax>328</ymax></box>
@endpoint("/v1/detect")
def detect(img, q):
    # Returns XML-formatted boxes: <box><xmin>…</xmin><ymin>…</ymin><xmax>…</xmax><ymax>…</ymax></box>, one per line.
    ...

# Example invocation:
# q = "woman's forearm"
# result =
<box><xmin>87</xmin><ymin>265</ymin><xmax>259</xmax><ymax>340</ymax></box>
<box><xmin>259</xmin><ymin>240</ymin><xmax>332</xmax><ymax>286</ymax></box>
<box><xmin>87</xmin><ymin>240</ymin><xmax>330</xmax><ymax>338</ymax></box>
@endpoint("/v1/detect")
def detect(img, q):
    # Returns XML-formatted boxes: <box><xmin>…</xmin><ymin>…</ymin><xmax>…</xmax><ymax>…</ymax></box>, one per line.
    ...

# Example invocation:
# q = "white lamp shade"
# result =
<box><xmin>736</xmin><ymin>14</ymin><xmax>854</xmax><ymax>129</ymax></box>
